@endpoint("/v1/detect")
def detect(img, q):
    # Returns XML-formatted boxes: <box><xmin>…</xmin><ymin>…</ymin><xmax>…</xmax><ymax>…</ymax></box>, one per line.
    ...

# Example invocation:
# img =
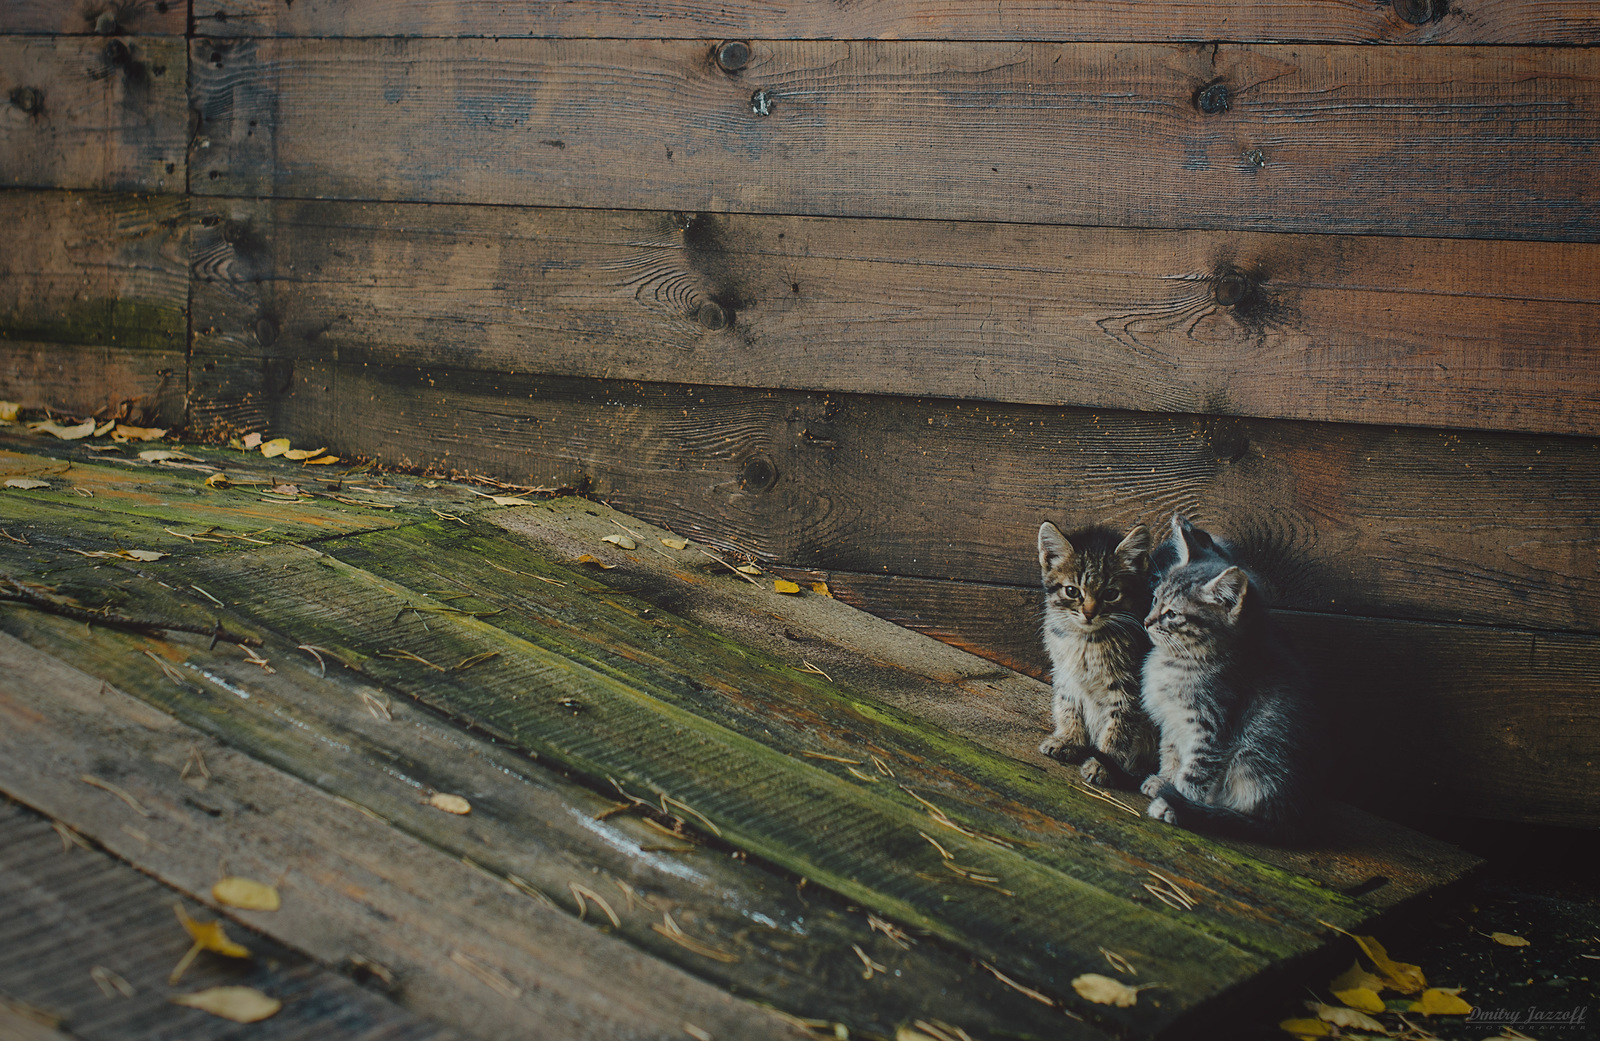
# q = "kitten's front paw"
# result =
<box><xmin>1039</xmin><ymin>735</ymin><xmax>1088</xmax><ymax>762</ymax></box>
<box><xmin>1079</xmin><ymin>757</ymin><xmax>1111</xmax><ymax>787</ymax></box>
<box><xmin>1139</xmin><ymin>774</ymin><xmax>1166</xmax><ymax>798</ymax></box>
<box><xmin>1146</xmin><ymin>796</ymin><xmax>1177</xmax><ymax>824</ymax></box>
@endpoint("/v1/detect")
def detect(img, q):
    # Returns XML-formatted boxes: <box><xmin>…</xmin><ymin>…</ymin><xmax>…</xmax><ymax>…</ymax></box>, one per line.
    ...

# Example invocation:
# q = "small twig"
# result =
<box><xmin>801</xmin><ymin>751</ymin><xmax>862</xmax><ymax>764</ymax></box>
<box><xmin>80</xmin><ymin>775</ymin><xmax>151</xmax><ymax>817</ymax></box>
<box><xmin>1072</xmin><ymin>781</ymin><xmax>1144</xmax><ymax>817</ymax></box>
<box><xmin>379</xmin><ymin>647</ymin><xmax>446</xmax><ymax>671</ymax></box>
<box><xmin>851</xmin><ymin>943</ymin><xmax>887</xmax><ymax>978</ymax></box>
<box><xmin>454</xmin><ymin>650</ymin><xmax>500</xmax><ymax>671</ymax></box>
<box><xmin>979</xmin><ymin>961</ymin><xmax>1058</xmax><ymax>1008</ymax></box>
<box><xmin>797</xmin><ymin>659</ymin><xmax>832</xmax><ymax>682</ymax></box>
<box><xmin>697</xmin><ymin>548</ymin><xmax>762</xmax><ymax>586</ymax></box>
<box><xmin>90</xmin><ymin>966</ymin><xmax>135</xmax><ymax>999</ymax></box>
<box><xmin>53</xmin><ymin>820</ymin><xmax>92</xmax><ymax>852</ymax></box>
<box><xmin>568</xmin><ymin>882</ymin><xmax>622</xmax><ymax>928</ymax></box>
<box><xmin>0</xmin><ymin>579</ymin><xmax>260</xmax><ymax>645</ymax></box>
<box><xmin>652</xmin><ymin>912</ymin><xmax>739</xmax><ymax>963</ymax></box>
<box><xmin>189</xmin><ymin>584</ymin><xmax>224</xmax><ymax>606</ymax></box>
<box><xmin>867</xmin><ymin>913</ymin><xmax>915</xmax><ymax>950</ymax></box>
<box><xmin>297</xmin><ymin>644</ymin><xmax>328</xmax><ymax>676</ymax></box>
<box><xmin>1101</xmin><ymin>946</ymin><xmax>1137</xmax><ymax>975</ymax></box>
<box><xmin>449</xmin><ymin>951</ymin><xmax>522</xmax><ymax>1000</ymax></box>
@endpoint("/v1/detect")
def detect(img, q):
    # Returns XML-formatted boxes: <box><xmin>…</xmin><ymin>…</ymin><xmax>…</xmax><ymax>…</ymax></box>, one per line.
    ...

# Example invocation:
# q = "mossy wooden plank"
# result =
<box><xmin>1</xmin><ymin>2</ymin><xmax>187</xmax><ymax>35</ymax></box>
<box><xmin>189</xmin><ymin>38</ymin><xmax>1600</xmax><ymax>241</ymax></box>
<box><xmin>0</xmin><ymin>630</ymin><xmax>816</xmax><ymax>1041</ymax></box>
<box><xmin>189</xmin><ymin>197</ymin><xmax>1600</xmax><ymax>437</ymax></box>
<box><xmin>0</xmin><ymin>579</ymin><xmax>1084</xmax><ymax>1041</ymax></box>
<box><xmin>190</xmin><ymin>0</ymin><xmax>1600</xmax><ymax>44</ymax></box>
<box><xmin>0</xmin><ymin>37</ymin><xmax>187</xmax><ymax>193</ymax></box>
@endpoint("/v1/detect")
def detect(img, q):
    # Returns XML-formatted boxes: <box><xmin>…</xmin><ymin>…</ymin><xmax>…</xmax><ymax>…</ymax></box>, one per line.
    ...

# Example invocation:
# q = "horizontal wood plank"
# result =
<box><xmin>1</xmin><ymin>191</ymin><xmax>188</xmax><ymax>424</ymax></box>
<box><xmin>189</xmin><ymin>197</ymin><xmax>1600</xmax><ymax>437</ymax></box>
<box><xmin>1</xmin><ymin>37</ymin><xmax>187</xmax><ymax>192</ymax></box>
<box><xmin>188</xmin><ymin>39</ymin><xmax>1600</xmax><ymax>241</ymax></box>
<box><xmin>191</xmin><ymin>0</ymin><xmax>1600</xmax><ymax>45</ymax></box>
<box><xmin>0</xmin><ymin>630</ymin><xmax>815</xmax><ymax>1041</ymax></box>
<box><xmin>188</xmin><ymin>365</ymin><xmax>1600</xmax><ymax>636</ymax></box>
<box><xmin>810</xmin><ymin>571</ymin><xmax>1600</xmax><ymax>829</ymax></box>
<box><xmin>0</xmin><ymin>2</ymin><xmax>187</xmax><ymax>35</ymax></box>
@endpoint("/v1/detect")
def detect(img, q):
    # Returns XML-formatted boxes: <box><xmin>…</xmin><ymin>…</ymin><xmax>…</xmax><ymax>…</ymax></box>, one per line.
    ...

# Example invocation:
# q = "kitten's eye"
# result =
<box><xmin>1063</xmin><ymin>585</ymin><xmax>1081</xmax><ymax>600</ymax></box>
<box><xmin>1162</xmin><ymin>609</ymin><xmax>1179</xmax><ymax>623</ymax></box>
<box><xmin>1104</xmin><ymin>587</ymin><xmax>1121</xmax><ymax>602</ymax></box>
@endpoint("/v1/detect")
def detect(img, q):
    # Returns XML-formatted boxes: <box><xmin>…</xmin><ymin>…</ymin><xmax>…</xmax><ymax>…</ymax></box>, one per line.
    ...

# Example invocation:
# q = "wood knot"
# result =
<box><xmin>1213</xmin><ymin>271</ymin><xmax>1253</xmax><ymax>308</ymax></box>
<box><xmin>695</xmin><ymin>301</ymin><xmax>730</xmax><ymax>331</ymax></box>
<box><xmin>255</xmin><ymin>317</ymin><xmax>279</xmax><ymax>347</ymax></box>
<box><xmin>1195</xmin><ymin>83</ymin><xmax>1229</xmax><ymax>114</ymax></box>
<box><xmin>715</xmin><ymin>41</ymin><xmax>751</xmax><ymax>73</ymax></box>
<box><xmin>1393</xmin><ymin>0</ymin><xmax>1439</xmax><ymax>25</ymax></box>
<box><xmin>9</xmin><ymin>87</ymin><xmax>43</xmax><ymax>115</ymax></box>
<box><xmin>740</xmin><ymin>455</ymin><xmax>778</xmax><ymax>492</ymax></box>
<box><xmin>102</xmin><ymin>39</ymin><xmax>131</xmax><ymax>67</ymax></box>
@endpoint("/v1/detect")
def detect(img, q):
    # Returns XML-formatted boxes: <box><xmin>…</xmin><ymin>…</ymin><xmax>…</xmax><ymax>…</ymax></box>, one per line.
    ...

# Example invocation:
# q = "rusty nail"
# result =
<box><xmin>9</xmin><ymin>87</ymin><xmax>43</xmax><ymax>115</ymax></box>
<box><xmin>750</xmin><ymin>89</ymin><xmax>775</xmax><ymax>117</ymax></box>
<box><xmin>1196</xmin><ymin>83</ymin><xmax>1229</xmax><ymax>114</ymax></box>
<box><xmin>1393</xmin><ymin>0</ymin><xmax>1437</xmax><ymax>24</ymax></box>
<box><xmin>255</xmin><ymin>318</ymin><xmax>278</xmax><ymax>346</ymax></box>
<box><xmin>1213</xmin><ymin>272</ymin><xmax>1252</xmax><ymax>307</ymax></box>
<box><xmin>715</xmin><ymin>41</ymin><xmax>751</xmax><ymax>73</ymax></box>
<box><xmin>695</xmin><ymin>301</ymin><xmax>729</xmax><ymax>331</ymax></box>
<box><xmin>741</xmin><ymin>455</ymin><xmax>778</xmax><ymax>492</ymax></box>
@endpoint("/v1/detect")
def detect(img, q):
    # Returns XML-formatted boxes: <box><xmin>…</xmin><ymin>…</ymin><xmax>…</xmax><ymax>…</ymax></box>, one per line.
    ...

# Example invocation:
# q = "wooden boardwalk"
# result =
<box><xmin>0</xmin><ymin>430</ymin><xmax>1477</xmax><ymax>1040</ymax></box>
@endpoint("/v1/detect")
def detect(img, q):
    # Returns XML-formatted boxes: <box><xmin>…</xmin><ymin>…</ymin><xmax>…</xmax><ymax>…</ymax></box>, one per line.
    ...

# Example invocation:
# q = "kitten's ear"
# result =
<box><xmin>1170</xmin><ymin>514</ymin><xmax>1193</xmax><ymax>566</ymax></box>
<box><xmin>1038</xmin><ymin>521</ymin><xmax>1071</xmax><ymax>572</ymax></box>
<box><xmin>1116</xmin><ymin>523</ymin><xmax>1151</xmax><ymax>571</ymax></box>
<box><xmin>1203</xmin><ymin>566</ymin><xmax>1250</xmax><ymax>617</ymax></box>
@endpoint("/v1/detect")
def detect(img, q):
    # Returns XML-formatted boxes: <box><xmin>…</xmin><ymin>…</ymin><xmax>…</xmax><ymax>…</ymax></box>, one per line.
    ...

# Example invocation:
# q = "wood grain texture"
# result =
<box><xmin>189</xmin><ymin>197</ymin><xmax>1600</xmax><ymax>437</ymax></box>
<box><xmin>188</xmin><ymin>38</ymin><xmax>1600</xmax><ymax>241</ymax></box>
<box><xmin>191</xmin><ymin>0</ymin><xmax>1600</xmax><ymax>45</ymax></box>
<box><xmin>1</xmin><ymin>37</ymin><xmax>187</xmax><ymax>192</ymax></box>
<box><xmin>1</xmin><ymin>192</ymin><xmax>187</xmax><ymax>424</ymax></box>
<box><xmin>807</xmin><ymin>571</ymin><xmax>1600</xmax><ymax>829</ymax></box>
<box><xmin>0</xmin><ymin>630</ymin><xmax>814</xmax><ymax>1041</ymax></box>
<box><xmin>189</xmin><ymin>365</ymin><xmax>1600</xmax><ymax>636</ymax></box>
<box><xmin>0</xmin><ymin>1</ymin><xmax>186</xmax><ymax>36</ymax></box>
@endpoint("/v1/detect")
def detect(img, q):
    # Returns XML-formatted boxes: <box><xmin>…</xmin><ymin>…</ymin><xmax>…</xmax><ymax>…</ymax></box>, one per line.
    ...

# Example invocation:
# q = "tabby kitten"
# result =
<box><xmin>1037</xmin><ymin>521</ymin><xmax>1158</xmax><ymax>787</ymax></box>
<box><xmin>1139</xmin><ymin>515</ymin><xmax>1315</xmax><ymax>840</ymax></box>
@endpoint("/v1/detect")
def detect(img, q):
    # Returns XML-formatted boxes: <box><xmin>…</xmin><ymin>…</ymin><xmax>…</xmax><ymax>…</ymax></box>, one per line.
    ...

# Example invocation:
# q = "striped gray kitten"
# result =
<box><xmin>1139</xmin><ymin>515</ymin><xmax>1316</xmax><ymax>841</ymax></box>
<box><xmin>1036</xmin><ymin>521</ymin><xmax>1158</xmax><ymax>787</ymax></box>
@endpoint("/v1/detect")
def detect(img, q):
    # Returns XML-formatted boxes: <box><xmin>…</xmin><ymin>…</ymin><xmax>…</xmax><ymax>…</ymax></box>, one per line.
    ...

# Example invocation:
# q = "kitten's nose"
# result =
<box><xmin>1143</xmin><ymin>607</ymin><xmax>1159</xmax><ymax>627</ymax></box>
<box><xmin>1081</xmin><ymin>596</ymin><xmax>1097</xmax><ymax>620</ymax></box>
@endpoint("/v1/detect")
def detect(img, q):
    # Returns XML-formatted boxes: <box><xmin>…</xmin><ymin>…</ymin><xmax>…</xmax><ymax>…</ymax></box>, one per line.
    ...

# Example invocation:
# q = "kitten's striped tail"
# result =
<box><xmin>1154</xmin><ymin>783</ymin><xmax>1298</xmax><ymax>844</ymax></box>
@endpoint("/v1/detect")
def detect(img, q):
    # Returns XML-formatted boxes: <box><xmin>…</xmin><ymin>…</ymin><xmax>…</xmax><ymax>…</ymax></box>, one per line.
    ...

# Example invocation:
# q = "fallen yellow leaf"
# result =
<box><xmin>1321</xmin><ymin>924</ymin><xmax>1427</xmax><ymax>995</ymax></box>
<box><xmin>139</xmin><ymin>450</ymin><xmax>202</xmax><ymax>463</ymax></box>
<box><xmin>30</xmin><ymin>418</ymin><xmax>96</xmax><ymax>440</ymax></box>
<box><xmin>204</xmin><ymin>472</ymin><xmax>230</xmax><ymax>488</ymax></box>
<box><xmin>735</xmin><ymin>563</ymin><xmax>763</xmax><ymax>576</ymax></box>
<box><xmin>281</xmin><ymin>447</ymin><xmax>325</xmax><ymax>461</ymax></box>
<box><xmin>1332</xmin><ymin>986</ymin><xmax>1386</xmax><ymax>1013</ymax></box>
<box><xmin>212</xmin><ymin>877</ymin><xmax>281</xmax><ymax>912</ymax></box>
<box><xmin>1489</xmin><ymin>932</ymin><xmax>1529</xmax><ymax>947</ymax></box>
<box><xmin>170</xmin><ymin>903</ymin><xmax>250</xmax><ymax>983</ymax></box>
<box><xmin>1410</xmin><ymin>988</ymin><xmax>1472</xmax><ymax>1015</ymax></box>
<box><xmin>811</xmin><ymin>581</ymin><xmax>833</xmax><ymax>597</ymax></box>
<box><xmin>111</xmin><ymin>424</ymin><xmax>167</xmax><ymax>442</ymax></box>
<box><xmin>171</xmin><ymin>987</ymin><xmax>281</xmax><ymax>1023</ymax></box>
<box><xmin>121</xmin><ymin>549</ymin><xmax>167</xmax><ymax>562</ymax></box>
<box><xmin>489</xmin><ymin>495</ymin><xmax>534</xmax><ymax>506</ymax></box>
<box><xmin>1278</xmin><ymin>1018</ymin><xmax>1334</xmax><ymax>1039</ymax></box>
<box><xmin>428</xmin><ymin>793</ymin><xmax>472</xmax><ymax>815</ymax></box>
<box><xmin>1330</xmin><ymin>961</ymin><xmax>1388</xmax><ymax>995</ymax></box>
<box><xmin>0</xmin><ymin>401</ymin><xmax>19</xmax><ymax>422</ymax></box>
<box><xmin>773</xmin><ymin>579</ymin><xmax>802</xmax><ymax>595</ymax></box>
<box><xmin>1071</xmin><ymin>973</ymin><xmax>1138</xmax><ymax>1007</ymax></box>
<box><xmin>601</xmin><ymin>534</ymin><xmax>637</xmax><ymax>550</ymax></box>
<box><xmin>1313</xmin><ymin>1002</ymin><xmax>1385</xmax><ymax>1032</ymax></box>
<box><xmin>576</xmin><ymin>554</ymin><xmax>617</xmax><ymax>569</ymax></box>
<box><xmin>93</xmin><ymin>420</ymin><xmax>115</xmax><ymax>437</ymax></box>
<box><xmin>304</xmin><ymin>455</ymin><xmax>340</xmax><ymax>465</ymax></box>
<box><xmin>241</xmin><ymin>432</ymin><xmax>263</xmax><ymax>449</ymax></box>
<box><xmin>660</xmin><ymin>537</ymin><xmax>689</xmax><ymax>550</ymax></box>
<box><xmin>259</xmin><ymin>438</ymin><xmax>291</xmax><ymax>458</ymax></box>
<box><xmin>4</xmin><ymin>478</ymin><xmax>50</xmax><ymax>490</ymax></box>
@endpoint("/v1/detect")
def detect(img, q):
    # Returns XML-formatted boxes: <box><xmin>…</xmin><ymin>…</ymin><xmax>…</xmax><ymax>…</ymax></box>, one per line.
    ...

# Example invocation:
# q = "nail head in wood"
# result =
<box><xmin>715</xmin><ymin>41</ymin><xmax>751</xmax><ymax>73</ymax></box>
<box><xmin>1393</xmin><ymin>0</ymin><xmax>1438</xmax><ymax>24</ymax></box>
<box><xmin>1214</xmin><ymin>272</ymin><xmax>1252</xmax><ymax>307</ymax></box>
<box><xmin>9</xmin><ymin>87</ymin><xmax>43</xmax><ymax>115</ymax></box>
<box><xmin>696</xmin><ymin>301</ymin><xmax>729</xmax><ymax>331</ymax></box>
<box><xmin>740</xmin><ymin>455</ymin><xmax>778</xmax><ymax>492</ymax></box>
<box><xmin>1197</xmin><ymin>84</ymin><xmax>1230</xmax><ymax>114</ymax></box>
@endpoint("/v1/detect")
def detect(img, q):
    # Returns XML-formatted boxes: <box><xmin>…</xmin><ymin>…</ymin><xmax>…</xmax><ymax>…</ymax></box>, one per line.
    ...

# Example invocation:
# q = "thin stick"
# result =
<box><xmin>79</xmin><ymin>775</ymin><xmax>151</xmax><ymax>817</ymax></box>
<box><xmin>568</xmin><ymin>882</ymin><xmax>622</xmax><ymax>928</ymax></box>
<box><xmin>0</xmin><ymin>579</ymin><xmax>260</xmax><ymax>645</ymax></box>
<box><xmin>979</xmin><ymin>961</ymin><xmax>1056</xmax><ymax>1007</ymax></box>
<box><xmin>697</xmin><ymin>548</ymin><xmax>762</xmax><ymax>586</ymax></box>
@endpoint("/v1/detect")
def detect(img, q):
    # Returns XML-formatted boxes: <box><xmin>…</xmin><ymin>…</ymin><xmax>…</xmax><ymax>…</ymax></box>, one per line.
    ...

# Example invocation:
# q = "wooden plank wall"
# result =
<box><xmin>2</xmin><ymin>1</ymin><xmax>1597</xmax><ymax>828</ymax></box>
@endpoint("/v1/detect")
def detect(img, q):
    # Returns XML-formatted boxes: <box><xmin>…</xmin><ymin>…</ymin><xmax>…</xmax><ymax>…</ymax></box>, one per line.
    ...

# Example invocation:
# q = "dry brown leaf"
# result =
<box><xmin>601</xmin><ymin>534</ymin><xmax>637</xmax><ymax>550</ymax></box>
<box><xmin>660</xmin><ymin>536</ymin><xmax>689</xmax><ymax>550</ymax></box>
<box><xmin>112</xmin><ymin>424</ymin><xmax>167</xmax><ymax>442</ymax></box>
<box><xmin>282</xmin><ymin>447</ymin><xmax>325</xmax><ymax>461</ymax></box>
<box><xmin>1313</xmin><ymin>1002</ymin><xmax>1386</xmax><ymax>1032</ymax></box>
<box><xmin>172</xmin><ymin>987</ymin><xmax>281</xmax><ymax>1023</ymax></box>
<box><xmin>204</xmin><ymin>472</ymin><xmax>229</xmax><ymax>488</ymax></box>
<box><xmin>735</xmin><ymin>563</ymin><xmax>763</xmax><ymax>576</ymax></box>
<box><xmin>305</xmin><ymin>455</ymin><xmax>340</xmax><ymax>465</ymax></box>
<box><xmin>0</xmin><ymin>401</ymin><xmax>19</xmax><ymax>422</ymax></box>
<box><xmin>4</xmin><ymin>478</ymin><xmax>50</xmax><ymax>490</ymax></box>
<box><xmin>1410</xmin><ymin>988</ymin><xmax>1472</xmax><ymax>1015</ymax></box>
<box><xmin>1278</xmin><ymin>1018</ymin><xmax>1334</xmax><ymax>1039</ymax></box>
<box><xmin>241</xmin><ymin>432</ymin><xmax>263</xmax><ymax>449</ymax></box>
<box><xmin>212</xmin><ymin>877</ymin><xmax>281</xmax><ymax>911</ymax></box>
<box><xmin>1489</xmin><ymin>932</ymin><xmax>1529</xmax><ymax>947</ymax></box>
<box><xmin>30</xmin><ymin>418</ymin><xmax>96</xmax><ymax>440</ymax></box>
<box><xmin>1072</xmin><ymin>973</ymin><xmax>1139</xmax><ymax>1007</ymax></box>
<box><xmin>259</xmin><ymin>437</ymin><xmax>291</xmax><ymax>458</ymax></box>
<box><xmin>94</xmin><ymin>420</ymin><xmax>115</xmax><ymax>437</ymax></box>
<box><xmin>88</xmin><ymin>445</ymin><xmax>122</xmax><ymax>452</ymax></box>
<box><xmin>773</xmin><ymin>579</ymin><xmax>802</xmax><ymax>595</ymax></box>
<box><xmin>1332</xmin><ymin>986</ymin><xmax>1386</xmax><ymax>1013</ymax></box>
<box><xmin>429</xmin><ymin>793</ymin><xmax>472</xmax><ymax>815</ymax></box>
<box><xmin>138</xmin><ymin>449</ymin><xmax>201</xmax><ymax>462</ymax></box>
<box><xmin>122</xmin><ymin>549</ymin><xmax>167</xmax><ymax>561</ymax></box>
<box><xmin>576</xmin><ymin>554</ymin><xmax>617</xmax><ymax>569</ymax></box>
<box><xmin>489</xmin><ymin>494</ymin><xmax>533</xmax><ymax>505</ymax></box>
<box><xmin>811</xmin><ymin>581</ymin><xmax>833</xmax><ymax>597</ymax></box>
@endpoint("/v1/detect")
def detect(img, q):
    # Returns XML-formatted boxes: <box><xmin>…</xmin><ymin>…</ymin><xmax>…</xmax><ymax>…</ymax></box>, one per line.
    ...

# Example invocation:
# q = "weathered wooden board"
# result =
<box><xmin>0</xmin><ymin>801</ymin><xmax>458</xmax><ymax>1041</ymax></box>
<box><xmin>0</xmin><ymin>37</ymin><xmax>187</xmax><ymax>193</ymax></box>
<box><xmin>197</xmin><ymin>366</ymin><xmax>1600</xmax><ymax>637</ymax></box>
<box><xmin>188</xmin><ymin>39</ymin><xmax>1600</xmax><ymax>241</ymax></box>
<box><xmin>187</xmin><ymin>198</ymin><xmax>1600</xmax><ymax>438</ymax></box>
<box><xmin>191</xmin><ymin>0</ymin><xmax>1600</xmax><ymax>45</ymax></box>
<box><xmin>812</xmin><ymin>571</ymin><xmax>1600</xmax><ymax>829</ymax></box>
<box><xmin>1</xmin><ymin>192</ymin><xmax>187</xmax><ymax>425</ymax></box>
<box><xmin>0</xmin><ymin>2</ymin><xmax>186</xmax><ymax>36</ymax></box>
<box><xmin>0</xmin><ymin>631</ymin><xmax>816</xmax><ymax>1041</ymax></box>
